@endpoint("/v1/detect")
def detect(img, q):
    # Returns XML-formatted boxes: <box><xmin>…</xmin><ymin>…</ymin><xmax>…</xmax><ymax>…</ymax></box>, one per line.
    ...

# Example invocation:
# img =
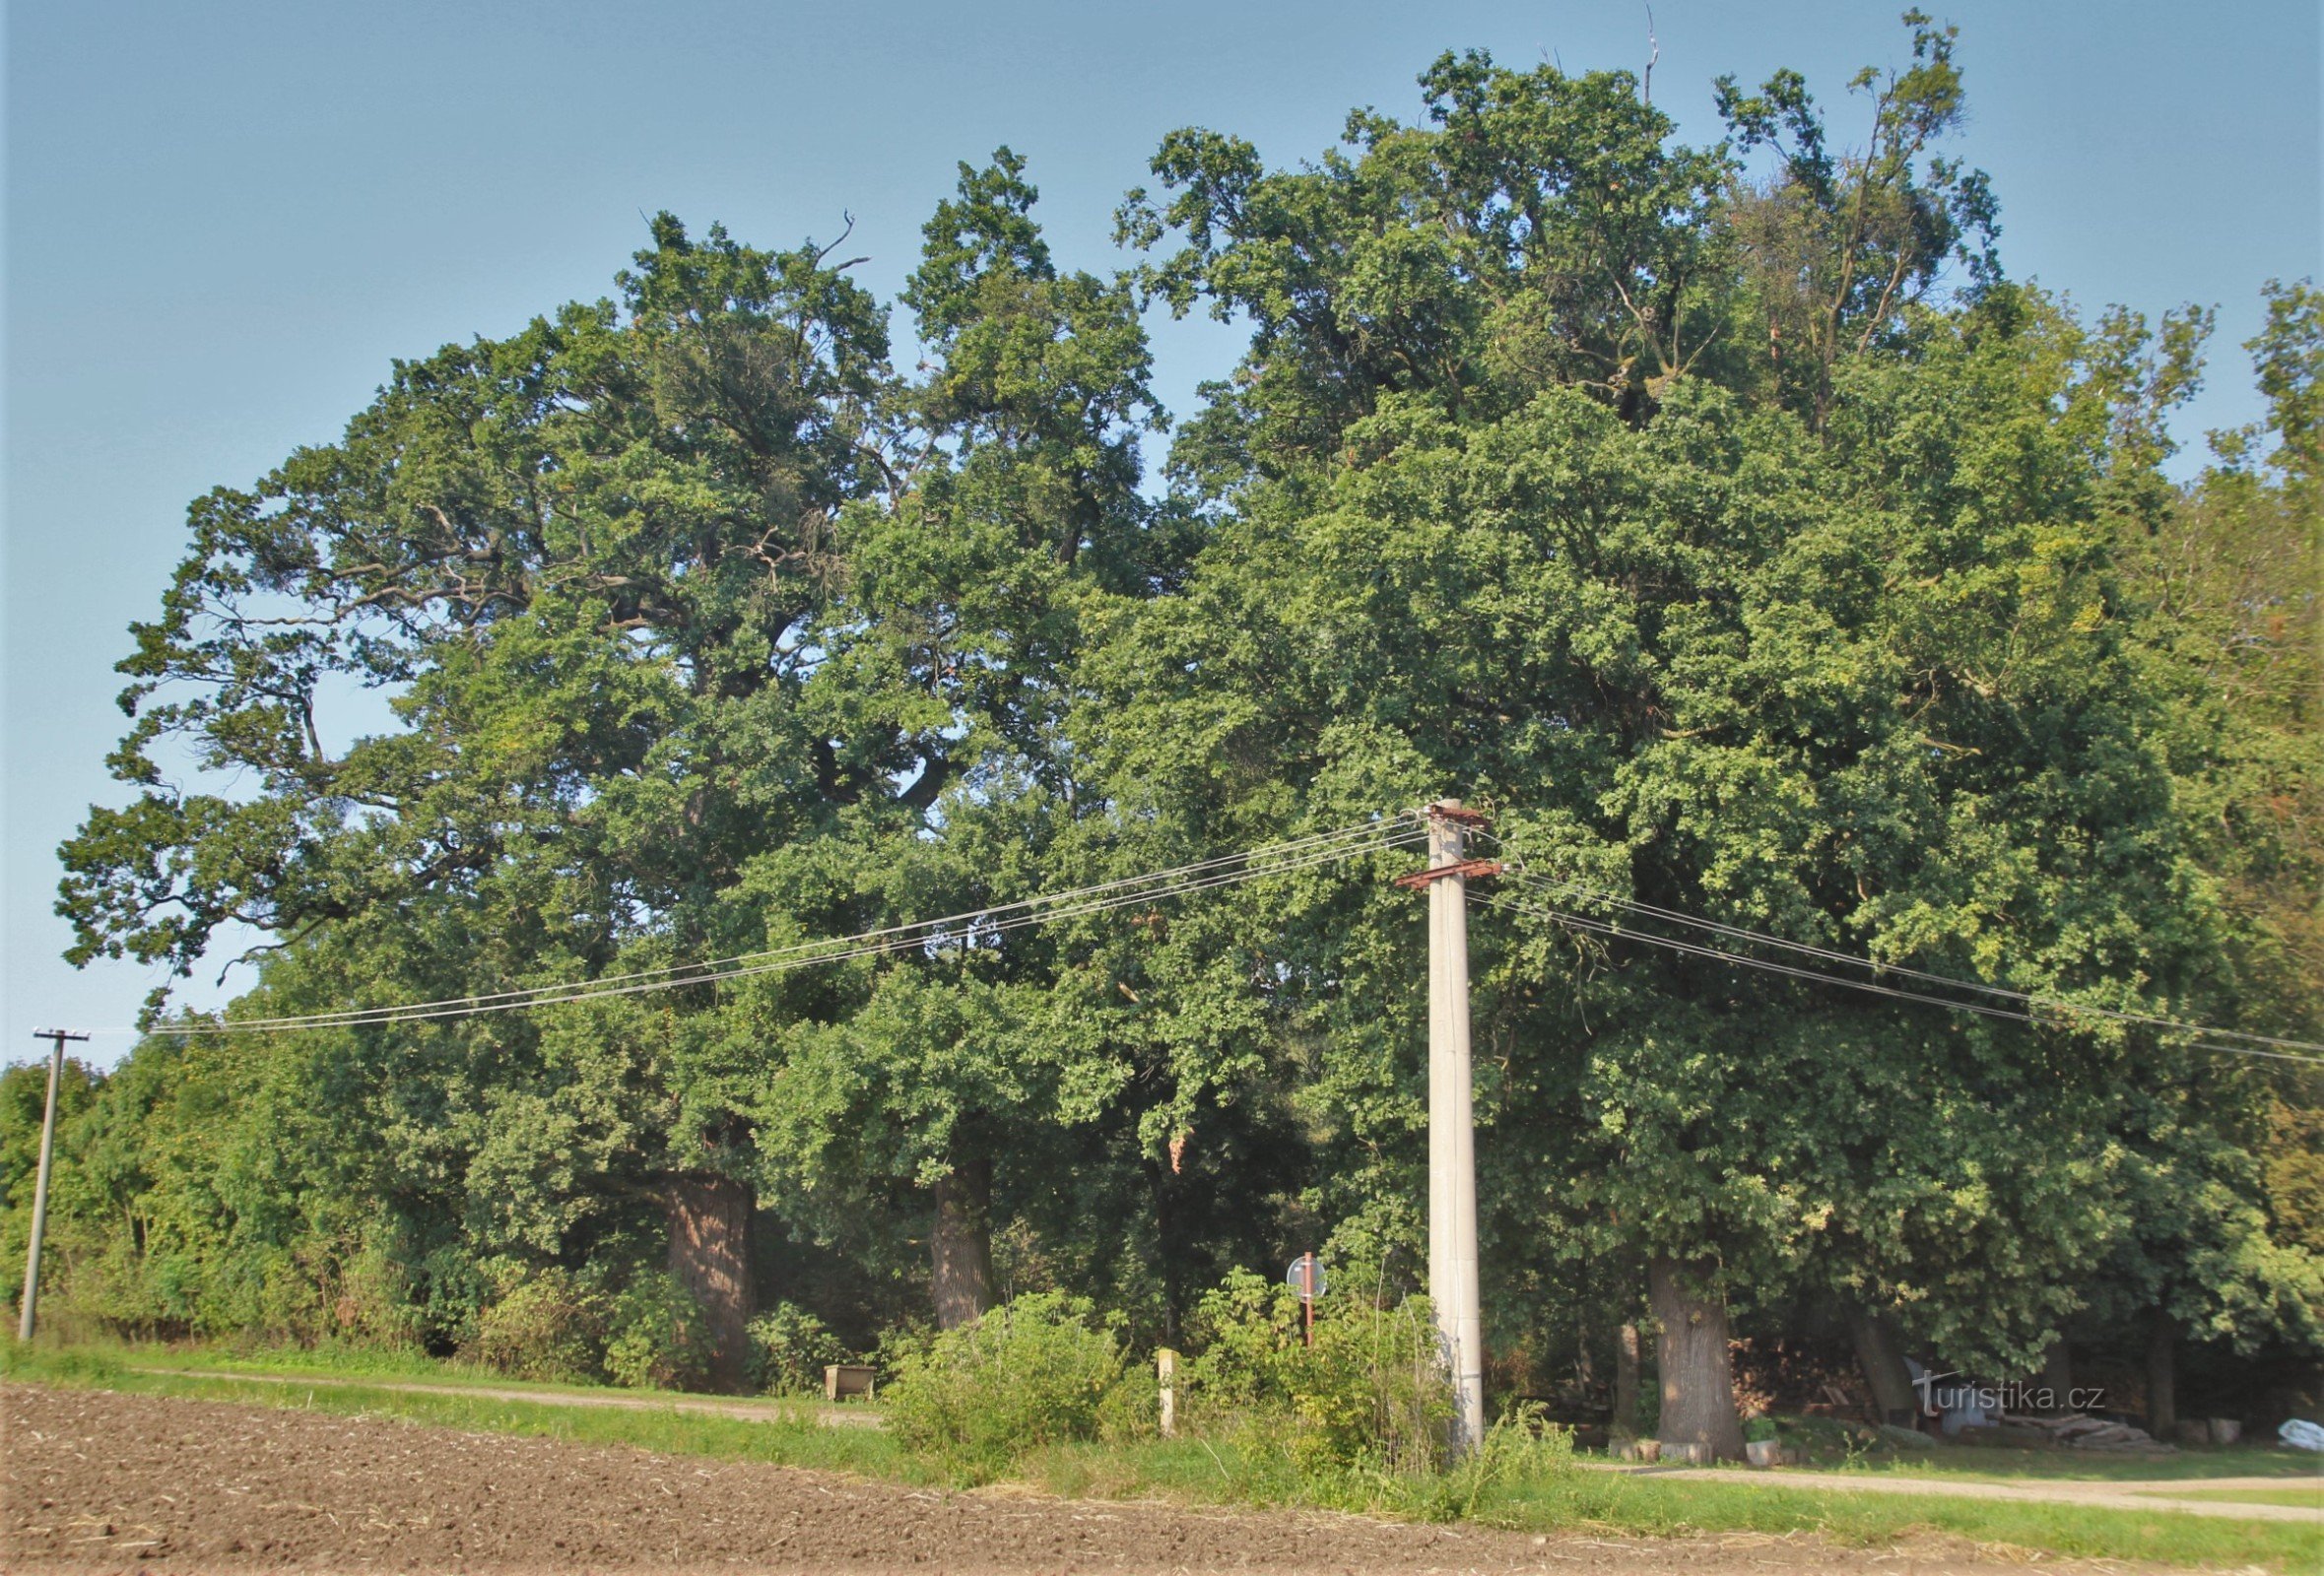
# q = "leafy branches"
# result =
<box><xmin>1716</xmin><ymin>10</ymin><xmax>2001</xmax><ymax>427</ymax></box>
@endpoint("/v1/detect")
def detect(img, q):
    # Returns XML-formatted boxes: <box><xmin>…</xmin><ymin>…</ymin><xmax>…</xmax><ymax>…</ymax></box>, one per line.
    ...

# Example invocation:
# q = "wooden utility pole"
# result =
<box><xmin>19</xmin><ymin>1028</ymin><xmax>88</xmax><ymax>1342</ymax></box>
<box><xmin>1397</xmin><ymin>802</ymin><xmax>1495</xmax><ymax>1454</ymax></box>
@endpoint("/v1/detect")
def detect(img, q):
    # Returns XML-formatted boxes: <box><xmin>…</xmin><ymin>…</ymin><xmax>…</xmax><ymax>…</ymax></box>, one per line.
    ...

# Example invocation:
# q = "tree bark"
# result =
<box><xmin>1845</xmin><ymin>1306</ymin><xmax>1919</xmax><ymax>1425</ymax></box>
<box><xmin>665</xmin><ymin>1172</ymin><xmax>752</xmax><ymax>1393</ymax></box>
<box><xmin>2040</xmin><ymin>1338</ymin><xmax>2075</xmax><ymax>1415</ymax></box>
<box><xmin>1648</xmin><ymin>1256</ymin><xmax>1745</xmax><ymax>1462</ymax></box>
<box><xmin>2146</xmin><ymin>1310</ymin><xmax>2177</xmax><ymax>1439</ymax></box>
<box><xmin>1147</xmin><ymin>1156</ymin><xmax>1185</xmax><ymax>1348</ymax></box>
<box><xmin>932</xmin><ymin>1149</ymin><xmax>995</xmax><ymax>1330</ymax></box>
<box><xmin>1613</xmin><ymin>1319</ymin><xmax>1642</xmax><ymax>1441</ymax></box>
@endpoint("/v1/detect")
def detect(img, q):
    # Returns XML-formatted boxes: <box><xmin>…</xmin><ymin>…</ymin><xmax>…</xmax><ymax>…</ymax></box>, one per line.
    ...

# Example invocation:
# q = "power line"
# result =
<box><xmin>202</xmin><ymin>816</ymin><xmax>1413</xmax><ymax>1031</ymax></box>
<box><xmin>147</xmin><ymin>818</ymin><xmax>1425</xmax><ymax>1036</ymax></box>
<box><xmin>1469</xmin><ymin>828</ymin><xmax>2324</xmax><ymax>1058</ymax></box>
<box><xmin>1472</xmin><ymin>889</ymin><xmax>2324</xmax><ymax>1069</ymax></box>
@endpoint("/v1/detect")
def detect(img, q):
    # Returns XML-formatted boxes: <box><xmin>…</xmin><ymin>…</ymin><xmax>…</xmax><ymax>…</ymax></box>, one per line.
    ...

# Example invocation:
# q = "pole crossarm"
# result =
<box><xmin>1391</xmin><ymin>858</ymin><xmax>1503</xmax><ymax>889</ymax></box>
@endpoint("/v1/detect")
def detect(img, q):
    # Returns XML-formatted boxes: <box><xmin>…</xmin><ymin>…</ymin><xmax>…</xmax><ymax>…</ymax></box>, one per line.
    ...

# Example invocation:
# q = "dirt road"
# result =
<box><xmin>0</xmin><ymin>1382</ymin><xmax>2206</xmax><ymax>1574</ymax></box>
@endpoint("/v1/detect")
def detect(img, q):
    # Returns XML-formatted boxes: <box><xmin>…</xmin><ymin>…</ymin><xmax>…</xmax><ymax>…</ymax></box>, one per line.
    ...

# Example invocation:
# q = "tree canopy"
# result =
<box><xmin>14</xmin><ymin>14</ymin><xmax>2318</xmax><ymax>1448</ymax></box>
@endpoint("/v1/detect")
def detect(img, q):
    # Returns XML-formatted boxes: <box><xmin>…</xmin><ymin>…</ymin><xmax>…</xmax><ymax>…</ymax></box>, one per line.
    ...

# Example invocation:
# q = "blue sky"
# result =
<box><xmin>5</xmin><ymin>0</ymin><xmax>2319</xmax><ymax>1067</ymax></box>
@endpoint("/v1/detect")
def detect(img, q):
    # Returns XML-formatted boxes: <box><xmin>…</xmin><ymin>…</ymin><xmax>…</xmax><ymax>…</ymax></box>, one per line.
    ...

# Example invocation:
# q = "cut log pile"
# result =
<box><xmin>1999</xmin><ymin>1412</ymin><xmax>2172</xmax><ymax>1452</ymax></box>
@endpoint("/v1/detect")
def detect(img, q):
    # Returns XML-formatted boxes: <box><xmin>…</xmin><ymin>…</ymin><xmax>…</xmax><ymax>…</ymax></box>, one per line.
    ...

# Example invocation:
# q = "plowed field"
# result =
<box><xmin>3</xmin><ymin>1383</ymin><xmax>2167</xmax><ymax>1574</ymax></box>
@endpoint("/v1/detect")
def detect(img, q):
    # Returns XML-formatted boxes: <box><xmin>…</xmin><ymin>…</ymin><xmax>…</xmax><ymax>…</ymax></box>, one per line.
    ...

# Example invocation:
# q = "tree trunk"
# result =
<box><xmin>1648</xmin><ymin>1256</ymin><xmax>1745</xmax><ymax>1462</ymax></box>
<box><xmin>2146</xmin><ymin>1311</ymin><xmax>2177</xmax><ymax>1439</ymax></box>
<box><xmin>665</xmin><ymin>1172</ymin><xmax>752</xmax><ymax>1394</ymax></box>
<box><xmin>2040</xmin><ymin>1338</ymin><xmax>2075</xmax><ymax>1415</ymax></box>
<box><xmin>1845</xmin><ymin>1306</ymin><xmax>1919</xmax><ymax>1425</ymax></box>
<box><xmin>932</xmin><ymin>1149</ymin><xmax>994</xmax><ymax>1330</ymax></box>
<box><xmin>1614</xmin><ymin>1319</ymin><xmax>1642</xmax><ymax>1441</ymax></box>
<box><xmin>1147</xmin><ymin>1156</ymin><xmax>1184</xmax><ymax>1348</ymax></box>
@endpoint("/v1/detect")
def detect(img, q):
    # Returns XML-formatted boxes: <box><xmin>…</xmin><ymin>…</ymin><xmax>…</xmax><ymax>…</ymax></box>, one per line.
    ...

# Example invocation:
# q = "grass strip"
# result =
<box><xmin>2143</xmin><ymin>1485</ymin><xmax>2322</xmax><ymax>1509</ymax></box>
<box><xmin>1756</xmin><ymin>1414</ymin><xmax>2316</xmax><ymax>1481</ymax></box>
<box><xmin>1017</xmin><ymin>1433</ymin><xmax>2321</xmax><ymax>1569</ymax></box>
<box><xmin>1487</xmin><ymin>1475</ymin><xmax>2321</xmax><ymax>1569</ymax></box>
<box><xmin>2</xmin><ymin>1346</ymin><xmax>919</xmax><ymax>1482</ymax></box>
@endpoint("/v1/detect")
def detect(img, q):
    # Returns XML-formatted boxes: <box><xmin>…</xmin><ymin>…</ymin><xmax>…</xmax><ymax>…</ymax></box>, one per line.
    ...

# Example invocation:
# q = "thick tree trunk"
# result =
<box><xmin>1614</xmin><ymin>1319</ymin><xmax>1642</xmax><ymax>1441</ymax></box>
<box><xmin>1648</xmin><ymin>1256</ymin><xmax>1745</xmax><ymax>1462</ymax></box>
<box><xmin>665</xmin><ymin>1172</ymin><xmax>752</xmax><ymax>1393</ymax></box>
<box><xmin>1845</xmin><ymin>1306</ymin><xmax>1919</xmax><ymax>1425</ymax></box>
<box><xmin>932</xmin><ymin>1149</ymin><xmax>995</xmax><ymax>1330</ymax></box>
<box><xmin>1147</xmin><ymin>1157</ymin><xmax>1185</xmax><ymax>1348</ymax></box>
<box><xmin>2040</xmin><ymin>1338</ymin><xmax>2075</xmax><ymax>1414</ymax></box>
<box><xmin>2146</xmin><ymin>1311</ymin><xmax>2177</xmax><ymax>1439</ymax></box>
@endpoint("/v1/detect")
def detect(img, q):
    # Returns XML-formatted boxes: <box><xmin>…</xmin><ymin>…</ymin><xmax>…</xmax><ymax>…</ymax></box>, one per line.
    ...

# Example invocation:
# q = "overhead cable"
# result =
<box><xmin>1470</xmin><ymin>829</ymin><xmax>2322</xmax><ymax>1056</ymax></box>
<box><xmin>1473</xmin><ymin>889</ymin><xmax>2324</xmax><ymax>1068</ymax></box>
<box><xmin>151</xmin><ymin>817</ymin><xmax>1423</xmax><ymax>1035</ymax></box>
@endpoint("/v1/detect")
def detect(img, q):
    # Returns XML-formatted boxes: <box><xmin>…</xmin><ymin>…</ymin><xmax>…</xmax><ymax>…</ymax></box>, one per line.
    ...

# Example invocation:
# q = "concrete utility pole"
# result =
<box><xmin>1404</xmin><ymin>801</ymin><xmax>1494</xmax><ymax>1454</ymax></box>
<box><xmin>19</xmin><ymin>1028</ymin><xmax>88</xmax><ymax>1342</ymax></box>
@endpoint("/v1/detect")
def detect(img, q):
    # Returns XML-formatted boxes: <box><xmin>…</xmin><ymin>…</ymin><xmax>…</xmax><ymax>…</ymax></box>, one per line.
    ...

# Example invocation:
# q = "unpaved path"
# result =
<box><xmin>3</xmin><ymin>1383</ymin><xmax>2188</xmax><ymax>1575</ymax></box>
<box><xmin>1590</xmin><ymin>1463</ymin><xmax>2321</xmax><ymax>1525</ymax></box>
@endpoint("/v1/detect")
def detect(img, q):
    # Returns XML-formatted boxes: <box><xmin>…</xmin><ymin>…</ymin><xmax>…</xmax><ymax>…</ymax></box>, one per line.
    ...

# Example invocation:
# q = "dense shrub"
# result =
<box><xmin>1401</xmin><ymin>1403</ymin><xmax>1579</xmax><ymax>1523</ymax></box>
<box><xmin>603</xmin><ymin>1271</ymin><xmax>713</xmax><ymax>1391</ymax></box>
<box><xmin>1095</xmin><ymin>1356</ymin><xmax>1161</xmax><ymax>1444</ymax></box>
<box><xmin>746</xmin><ymin>1301</ymin><xmax>847</xmax><ymax>1395</ymax></box>
<box><xmin>469</xmin><ymin>1268</ymin><xmax>606</xmax><ymax>1383</ymax></box>
<box><xmin>882</xmin><ymin>1292</ymin><xmax>1126</xmax><ymax>1481</ymax></box>
<box><xmin>1186</xmin><ymin>1268</ymin><xmax>1450</xmax><ymax>1473</ymax></box>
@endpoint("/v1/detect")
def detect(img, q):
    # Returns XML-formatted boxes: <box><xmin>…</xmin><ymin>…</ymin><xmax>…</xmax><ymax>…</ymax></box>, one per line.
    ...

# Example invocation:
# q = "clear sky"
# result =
<box><xmin>5</xmin><ymin>0</ymin><xmax>2319</xmax><ymax>1069</ymax></box>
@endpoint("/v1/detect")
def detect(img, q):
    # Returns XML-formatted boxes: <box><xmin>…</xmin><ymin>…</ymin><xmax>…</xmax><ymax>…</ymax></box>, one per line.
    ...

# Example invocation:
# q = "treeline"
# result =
<box><xmin>5</xmin><ymin>16</ymin><xmax>2319</xmax><ymax>1454</ymax></box>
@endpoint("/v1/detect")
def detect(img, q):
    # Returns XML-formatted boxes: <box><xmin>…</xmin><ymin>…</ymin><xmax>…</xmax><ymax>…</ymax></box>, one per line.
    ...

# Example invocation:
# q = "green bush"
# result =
<box><xmin>882</xmin><ymin>1292</ymin><xmax>1125</xmax><ymax>1482</ymax></box>
<box><xmin>746</xmin><ymin>1301</ymin><xmax>846</xmax><ymax>1395</ymax></box>
<box><xmin>603</xmin><ymin>1271</ymin><xmax>713</xmax><ymax>1391</ymax></box>
<box><xmin>1096</xmin><ymin>1360</ymin><xmax>1161</xmax><ymax>1444</ymax></box>
<box><xmin>468</xmin><ymin>1268</ymin><xmax>606</xmax><ymax>1383</ymax></box>
<box><xmin>1402</xmin><ymin>1402</ymin><xmax>1579</xmax><ymax>1522</ymax></box>
<box><xmin>1185</xmin><ymin>1267</ymin><xmax>1450</xmax><ymax>1474</ymax></box>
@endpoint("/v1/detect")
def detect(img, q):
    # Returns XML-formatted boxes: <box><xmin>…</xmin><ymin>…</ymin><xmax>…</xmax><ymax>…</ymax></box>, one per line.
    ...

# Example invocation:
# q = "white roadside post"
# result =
<box><xmin>1410</xmin><ymin>802</ymin><xmax>1490</xmax><ymax>1455</ymax></box>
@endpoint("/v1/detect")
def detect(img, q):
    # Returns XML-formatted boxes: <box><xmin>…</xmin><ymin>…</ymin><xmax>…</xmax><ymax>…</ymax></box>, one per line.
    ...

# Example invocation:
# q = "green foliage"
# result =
<box><xmin>603</xmin><ymin>1272</ymin><xmax>713</xmax><ymax>1392</ymax></box>
<box><xmin>1094</xmin><ymin>1358</ymin><xmax>1161</xmax><ymax>1445</ymax></box>
<box><xmin>1715</xmin><ymin>9</ymin><xmax>2000</xmax><ymax>427</ymax></box>
<box><xmin>882</xmin><ymin>1292</ymin><xmax>1126</xmax><ymax>1482</ymax></box>
<box><xmin>468</xmin><ymin>1269</ymin><xmax>607</xmax><ymax>1384</ymax></box>
<box><xmin>745</xmin><ymin>1302</ymin><xmax>847</xmax><ymax>1396</ymax></box>
<box><xmin>1401</xmin><ymin>1405</ymin><xmax>1579</xmax><ymax>1523</ymax></box>
<box><xmin>2249</xmin><ymin>278</ymin><xmax>2322</xmax><ymax>482</ymax></box>
<box><xmin>1184</xmin><ymin>1269</ymin><xmax>1449</xmax><ymax>1474</ymax></box>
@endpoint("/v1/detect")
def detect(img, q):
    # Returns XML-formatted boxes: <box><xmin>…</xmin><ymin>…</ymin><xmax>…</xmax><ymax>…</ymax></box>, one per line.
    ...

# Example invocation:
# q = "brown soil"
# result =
<box><xmin>2</xmin><ymin>1382</ymin><xmax>2167</xmax><ymax>1575</ymax></box>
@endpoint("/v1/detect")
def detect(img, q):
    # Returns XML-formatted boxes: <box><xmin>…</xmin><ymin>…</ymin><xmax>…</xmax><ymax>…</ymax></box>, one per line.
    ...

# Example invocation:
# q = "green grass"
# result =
<box><xmin>1489</xmin><ymin>1475</ymin><xmax>2321</xmax><ymax>1567</ymax></box>
<box><xmin>6</xmin><ymin>1341</ymin><xmax>2317</xmax><ymax>1571</ymax></box>
<box><xmin>1826</xmin><ymin>1445</ymin><xmax>2319</xmax><ymax>1483</ymax></box>
<box><xmin>2144</xmin><ymin>1485</ymin><xmax>2323</xmax><ymax>1510</ymax></box>
<box><xmin>19</xmin><ymin>1332</ymin><xmax>830</xmax><ymax>1410</ymax></box>
<box><xmin>2</xmin><ymin>1343</ymin><xmax>915</xmax><ymax>1479</ymax></box>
